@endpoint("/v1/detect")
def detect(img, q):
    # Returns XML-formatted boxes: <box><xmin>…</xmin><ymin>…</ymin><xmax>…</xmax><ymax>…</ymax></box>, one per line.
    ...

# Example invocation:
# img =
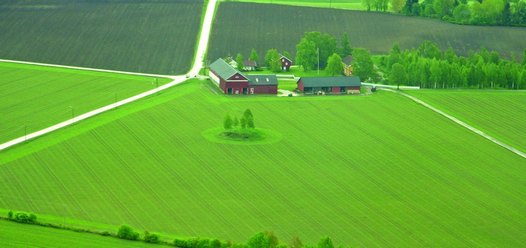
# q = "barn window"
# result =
<box><xmin>282</xmin><ymin>59</ymin><xmax>285</xmax><ymax>62</ymax></box>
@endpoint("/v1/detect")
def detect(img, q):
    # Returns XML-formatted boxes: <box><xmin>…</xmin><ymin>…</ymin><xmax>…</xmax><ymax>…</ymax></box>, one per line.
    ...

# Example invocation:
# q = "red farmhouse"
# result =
<box><xmin>279</xmin><ymin>54</ymin><xmax>293</xmax><ymax>71</ymax></box>
<box><xmin>209</xmin><ymin>58</ymin><xmax>278</xmax><ymax>95</ymax></box>
<box><xmin>297</xmin><ymin>76</ymin><xmax>361</xmax><ymax>95</ymax></box>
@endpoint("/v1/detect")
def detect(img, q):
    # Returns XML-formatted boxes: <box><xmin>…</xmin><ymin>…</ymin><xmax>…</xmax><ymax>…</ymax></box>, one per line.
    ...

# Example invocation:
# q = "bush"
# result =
<box><xmin>13</xmin><ymin>212</ymin><xmax>37</xmax><ymax>224</ymax></box>
<box><xmin>174</xmin><ymin>238</ymin><xmax>187</xmax><ymax>247</ymax></box>
<box><xmin>101</xmin><ymin>231</ymin><xmax>111</xmax><ymax>236</ymax></box>
<box><xmin>144</xmin><ymin>231</ymin><xmax>161</xmax><ymax>243</ymax></box>
<box><xmin>7</xmin><ymin>210</ymin><xmax>13</xmax><ymax>219</ymax></box>
<box><xmin>117</xmin><ymin>225</ymin><xmax>140</xmax><ymax>241</ymax></box>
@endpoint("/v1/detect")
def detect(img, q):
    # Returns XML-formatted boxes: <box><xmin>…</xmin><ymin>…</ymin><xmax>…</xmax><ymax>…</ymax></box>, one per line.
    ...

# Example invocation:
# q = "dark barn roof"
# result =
<box><xmin>300</xmin><ymin>76</ymin><xmax>361</xmax><ymax>87</ymax></box>
<box><xmin>247</xmin><ymin>75</ymin><xmax>278</xmax><ymax>86</ymax></box>
<box><xmin>210</xmin><ymin>58</ymin><xmax>246</xmax><ymax>79</ymax></box>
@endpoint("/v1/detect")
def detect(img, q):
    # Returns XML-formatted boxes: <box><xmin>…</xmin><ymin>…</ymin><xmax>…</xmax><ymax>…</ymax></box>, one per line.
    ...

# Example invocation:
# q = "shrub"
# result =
<box><xmin>117</xmin><ymin>225</ymin><xmax>140</xmax><ymax>240</ymax></box>
<box><xmin>144</xmin><ymin>231</ymin><xmax>161</xmax><ymax>243</ymax></box>
<box><xmin>13</xmin><ymin>212</ymin><xmax>37</xmax><ymax>224</ymax></box>
<box><xmin>174</xmin><ymin>238</ymin><xmax>187</xmax><ymax>247</ymax></box>
<box><xmin>101</xmin><ymin>231</ymin><xmax>111</xmax><ymax>236</ymax></box>
<box><xmin>7</xmin><ymin>210</ymin><xmax>13</xmax><ymax>219</ymax></box>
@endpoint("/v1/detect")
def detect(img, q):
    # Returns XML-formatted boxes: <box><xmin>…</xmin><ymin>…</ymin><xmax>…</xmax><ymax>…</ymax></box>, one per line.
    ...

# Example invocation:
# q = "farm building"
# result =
<box><xmin>279</xmin><ymin>54</ymin><xmax>293</xmax><ymax>71</ymax></box>
<box><xmin>243</xmin><ymin>59</ymin><xmax>257</xmax><ymax>71</ymax></box>
<box><xmin>209</xmin><ymin>58</ymin><xmax>277</xmax><ymax>95</ymax></box>
<box><xmin>297</xmin><ymin>76</ymin><xmax>361</xmax><ymax>95</ymax></box>
<box><xmin>342</xmin><ymin>55</ymin><xmax>353</xmax><ymax>76</ymax></box>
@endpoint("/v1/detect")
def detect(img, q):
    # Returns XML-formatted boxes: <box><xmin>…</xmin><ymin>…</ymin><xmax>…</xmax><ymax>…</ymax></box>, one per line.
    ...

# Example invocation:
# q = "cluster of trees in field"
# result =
<box><xmin>224</xmin><ymin>109</ymin><xmax>255</xmax><ymax>130</ymax></box>
<box><xmin>383</xmin><ymin>41</ymin><xmax>526</xmax><ymax>88</ymax></box>
<box><xmin>231</xmin><ymin>49</ymin><xmax>292</xmax><ymax>72</ymax></box>
<box><xmin>295</xmin><ymin>31</ymin><xmax>352</xmax><ymax>72</ymax></box>
<box><xmin>362</xmin><ymin>0</ymin><xmax>526</xmax><ymax>26</ymax></box>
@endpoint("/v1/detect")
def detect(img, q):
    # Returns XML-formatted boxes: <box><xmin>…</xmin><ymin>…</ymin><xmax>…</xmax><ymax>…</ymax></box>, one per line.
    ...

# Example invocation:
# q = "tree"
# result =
<box><xmin>389</xmin><ymin>63</ymin><xmax>407</xmax><ymax>89</ymax></box>
<box><xmin>247</xmin><ymin>232</ymin><xmax>278</xmax><ymax>248</ymax></box>
<box><xmin>247</xmin><ymin>116</ymin><xmax>255</xmax><ymax>129</ymax></box>
<box><xmin>391</xmin><ymin>0</ymin><xmax>405</xmax><ymax>13</ymax></box>
<box><xmin>236</xmin><ymin>53</ymin><xmax>244</xmax><ymax>71</ymax></box>
<box><xmin>249</xmin><ymin>49</ymin><xmax>259</xmax><ymax>63</ymax></box>
<box><xmin>282</xmin><ymin>51</ymin><xmax>292</xmax><ymax>60</ymax></box>
<box><xmin>233</xmin><ymin>116</ymin><xmax>239</xmax><ymax>127</ymax></box>
<box><xmin>224</xmin><ymin>114</ymin><xmax>233</xmax><ymax>130</ymax></box>
<box><xmin>338</xmin><ymin>32</ymin><xmax>352</xmax><ymax>57</ymax></box>
<box><xmin>352</xmin><ymin>48</ymin><xmax>376</xmax><ymax>81</ymax></box>
<box><xmin>302</xmin><ymin>32</ymin><xmax>337</xmax><ymax>68</ymax></box>
<box><xmin>433</xmin><ymin>0</ymin><xmax>455</xmax><ymax>18</ymax></box>
<box><xmin>387</xmin><ymin>43</ymin><xmax>401</xmax><ymax>70</ymax></box>
<box><xmin>362</xmin><ymin>0</ymin><xmax>373</xmax><ymax>11</ymax></box>
<box><xmin>296</xmin><ymin>38</ymin><xmax>317</xmax><ymax>71</ymax></box>
<box><xmin>519</xmin><ymin>69</ymin><xmax>526</xmax><ymax>89</ymax></box>
<box><xmin>317</xmin><ymin>237</ymin><xmax>334</xmax><ymax>248</ymax></box>
<box><xmin>143</xmin><ymin>231</ymin><xmax>161</xmax><ymax>244</ymax></box>
<box><xmin>265</xmin><ymin>49</ymin><xmax>280</xmax><ymax>68</ymax></box>
<box><xmin>418</xmin><ymin>40</ymin><xmax>442</xmax><ymax>59</ymax></box>
<box><xmin>7</xmin><ymin>210</ymin><xmax>13</xmax><ymax>219</ymax></box>
<box><xmin>326</xmin><ymin>53</ymin><xmax>344</xmax><ymax>76</ymax></box>
<box><xmin>522</xmin><ymin>49</ymin><xmax>526</xmax><ymax>65</ymax></box>
<box><xmin>452</xmin><ymin>4</ymin><xmax>471</xmax><ymax>23</ymax></box>
<box><xmin>117</xmin><ymin>225</ymin><xmax>139</xmax><ymax>241</ymax></box>
<box><xmin>240</xmin><ymin>117</ymin><xmax>247</xmax><ymax>129</ymax></box>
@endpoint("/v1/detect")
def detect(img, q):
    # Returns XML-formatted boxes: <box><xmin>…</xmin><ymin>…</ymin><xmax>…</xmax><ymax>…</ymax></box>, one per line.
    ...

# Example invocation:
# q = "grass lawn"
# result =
<box><xmin>209</xmin><ymin>2</ymin><xmax>526</xmax><ymax>62</ymax></box>
<box><xmin>0</xmin><ymin>80</ymin><xmax>524</xmax><ymax>247</ymax></box>
<box><xmin>0</xmin><ymin>220</ymin><xmax>171</xmax><ymax>248</ymax></box>
<box><xmin>226</xmin><ymin>0</ymin><xmax>366</xmax><ymax>10</ymax></box>
<box><xmin>406</xmin><ymin>89</ymin><xmax>526</xmax><ymax>153</ymax></box>
<box><xmin>0</xmin><ymin>62</ymin><xmax>171</xmax><ymax>144</ymax></box>
<box><xmin>0</xmin><ymin>0</ymin><xmax>203</xmax><ymax>74</ymax></box>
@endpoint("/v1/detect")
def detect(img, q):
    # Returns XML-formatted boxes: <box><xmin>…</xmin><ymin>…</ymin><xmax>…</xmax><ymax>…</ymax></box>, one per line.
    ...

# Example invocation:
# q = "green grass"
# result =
<box><xmin>0</xmin><ymin>0</ymin><xmax>203</xmax><ymax>74</ymax></box>
<box><xmin>0</xmin><ymin>220</ymin><xmax>171</xmax><ymax>248</ymax></box>
<box><xmin>225</xmin><ymin>0</ymin><xmax>366</xmax><ymax>10</ymax></box>
<box><xmin>0</xmin><ymin>80</ymin><xmax>524</xmax><ymax>247</ymax></box>
<box><xmin>209</xmin><ymin>2</ymin><xmax>526</xmax><ymax>62</ymax></box>
<box><xmin>406</xmin><ymin>89</ymin><xmax>526</xmax><ymax>153</ymax></box>
<box><xmin>0</xmin><ymin>62</ymin><xmax>171</xmax><ymax>143</ymax></box>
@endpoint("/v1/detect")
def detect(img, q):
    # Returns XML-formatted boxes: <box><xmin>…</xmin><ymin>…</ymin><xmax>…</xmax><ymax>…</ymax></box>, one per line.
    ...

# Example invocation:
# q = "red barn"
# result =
<box><xmin>297</xmin><ymin>76</ymin><xmax>361</xmax><ymax>95</ymax></box>
<box><xmin>279</xmin><ymin>54</ymin><xmax>293</xmax><ymax>71</ymax></box>
<box><xmin>209</xmin><ymin>59</ymin><xmax>277</xmax><ymax>95</ymax></box>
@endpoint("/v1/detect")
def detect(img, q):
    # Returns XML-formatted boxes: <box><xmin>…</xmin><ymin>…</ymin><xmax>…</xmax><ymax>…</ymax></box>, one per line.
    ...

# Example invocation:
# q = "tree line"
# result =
<box><xmin>362</xmin><ymin>0</ymin><xmax>526</xmax><ymax>26</ymax></box>
<box><xmin>383</xmin><ymin>41</ymin><xmax>526</xmax><ymax>89</ymax></box>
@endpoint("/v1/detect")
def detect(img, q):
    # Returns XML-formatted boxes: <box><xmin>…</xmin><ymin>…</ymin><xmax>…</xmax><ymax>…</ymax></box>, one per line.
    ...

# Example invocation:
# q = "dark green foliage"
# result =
<box><xmin>247</xmin><ymin>232</ymin><xmax>278</xmax><ymax>248</ymax></box>
<box><xmin>0</xmin><ymin>0</ymin><xmax>203</xmax><ymax>74</ymax></box>
<box><xmin>224</xmin><ymin>114</ymin><xmax>233</xmax><ymax>130</ymax></box>
<box><xmin>325</xmin><ymin>53</ymin><xmax>344</xmax><ymax>76</ymax></box>
<box><xmin>117</xmin><ymin>225</ymin><xmax>139</xmax><ymax>241</ymax></box>
<box><xmin>352</xmin><ymin>48</ymin><xmax>377</xmax><ymax>81</ymax></box>
<box><xmin>233</xmin><ymin>117</ymin><xmax>240</xmax><ymax>127</ymax></box>
<box><xmin>302</xmin><ymin>32</ymin><xmax>337</xmax><ymax>69</ymax></box>
<box><xmin>265</xmin><ymin>49</ymin><xmax>282</xmax><ymax>72</ymax></box>
<box><xmin>12</xmin><ymin>211</ymin><xmax>37</xmax><ymax>224</ymax></box>
<box><xmin>7</xmin><ymin>210</ymin><xmax>13</xmax><ymax>219</ymax></box>
<box><xmin>522</xmin><ymin>49</ymin><xmax>526</xmax><ymax>65</ymax></box>
<box><xmin>338</xmin><ymin>32</ymin><xmax>352</xmax><ymax>57</ymax></box>
<box><xmin>209</xmin><ymin>3</ymin><xmax>526</xmax><ymax>62</ymax></box>
<box><xmin>317</xmin><ymin>237</ymin><xmax>334</xmax><ymax>248</ymax></box>
<box><xmin>389</xmin><ymin>63</ymin><xmax>406</xmax><ymax>89</ymax></box>
<box><xmin>296</xmin><ymin>38</ymin><xmax>317</xmax><ymax>71</ymax></box>
<box><xmin>143</xmin><ymin>231</ymin><xmax>161</xmax><ymax>243</ymax></box>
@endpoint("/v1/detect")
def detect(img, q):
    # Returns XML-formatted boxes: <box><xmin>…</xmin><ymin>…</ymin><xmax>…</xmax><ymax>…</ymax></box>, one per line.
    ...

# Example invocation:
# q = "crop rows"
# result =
<box><xmin>208</xmin><ymin>2</ymin><xmax>526</xmax><ymax>63</ymax></box>
<box><xmin>407</xmin><ymin>90</ymin><xmax>526</xmax><ymax>153</ymax></box>
<box><xmin>0</xmin><ymin>81</ymin><xmax>524</xmax><ymax>246</ymax></box>
<box><xmin>0</xmin><ymin>0</ymin><xmax>203</xmax><ymax>74</ymax></box>
<box><xmin>0</xmin><ymin>62</ymin><xmax>170</xmax><ymax>143</ymax></box>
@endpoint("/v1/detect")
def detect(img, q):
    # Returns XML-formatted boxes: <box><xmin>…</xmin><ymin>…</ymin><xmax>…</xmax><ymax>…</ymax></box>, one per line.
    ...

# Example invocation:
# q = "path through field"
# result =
<box><xmin>384</xmin><ymin>89</ymin><xmax>526</xmax><ymax>159</ymax></box>
<box><xmin>0</xmin><ymin>0</ymin><xmax>218</xmax><ymax>151</ymax></box>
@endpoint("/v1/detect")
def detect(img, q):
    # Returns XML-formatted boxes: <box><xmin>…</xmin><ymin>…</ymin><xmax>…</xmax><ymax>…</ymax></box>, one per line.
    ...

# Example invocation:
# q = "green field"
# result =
<box><xmin>407</xmin><ymin>90</ymin><xmax>526</xmax><ymax>153</ymax></box>
<box><xmin>0</xmin><ymin>62</ymin><xmax>171</xmax><ymax>144</ymax></box>
<box><xmin>209</xmin><ymin>2</ymin><xmax>526</xmax><ymax>62</ymax></box>
<box><xmin>0</xmin><ymin>220</ymin><xmax>171</xmax><ymax>248</ymax></box>
<box><xmin>225</xmin><ymin>0</ymin><xmax>365</xmax><ymax>10</ymax></box>
<box><xmin>0</xmin><ymin>0</ymin><xmax>203</xmax><ymax>74</ymax></box>
<box><xmin>0</xmin><ymin>80</ymin><xmax>524</xmax><ymax>247</ymax></box>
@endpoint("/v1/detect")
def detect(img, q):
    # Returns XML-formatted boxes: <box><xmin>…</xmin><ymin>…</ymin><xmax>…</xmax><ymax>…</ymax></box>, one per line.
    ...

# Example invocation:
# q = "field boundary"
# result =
<box><xmin>0</xmin><ymin>59</ymin><xmax>177</xmax><ymax>79</ymax></box>
<box><xmin>0</xmin><ymin>0</ymin><xmax>218</xmax><ymax>151</ymax></box>
<box><xmin>385</xmin><ymin>89</ymin><xmax>526</xmax><ymax>160</ymax></box>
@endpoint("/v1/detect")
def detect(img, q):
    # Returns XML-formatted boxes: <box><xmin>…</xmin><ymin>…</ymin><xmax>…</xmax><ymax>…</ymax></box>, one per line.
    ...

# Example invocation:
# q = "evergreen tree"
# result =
<box><xmin>317</xmin><ymin>237</ymin><xmax>334</xmax><ymax>248</ymax></box>
<box><xmin>338</xmin><ymin>32</ymin><xmax>352</xmax><ymax>57</ymax></box>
